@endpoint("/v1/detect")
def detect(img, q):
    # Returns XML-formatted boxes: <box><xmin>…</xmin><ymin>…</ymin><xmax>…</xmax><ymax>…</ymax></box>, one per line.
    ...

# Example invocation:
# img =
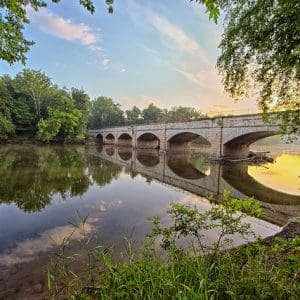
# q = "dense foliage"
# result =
<box><xmin>0</xmin><ymin>69</ymin><xmax>90</xmax><ymax>141</ymax></box>
<box><xmin>217</xmin><ymin>0</ymin><xmax>300</xmax><ymax>134</ymax></box>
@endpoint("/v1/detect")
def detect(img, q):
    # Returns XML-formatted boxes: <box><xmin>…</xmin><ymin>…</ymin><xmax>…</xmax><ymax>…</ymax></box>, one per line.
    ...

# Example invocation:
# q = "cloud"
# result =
<box><xmin>0</xmin><ymin>222</ymin><xmax>93</xmax><ymax>266</ymax></box>
<box><xmin>102</xmin><ymin>58</ymin><xmax>111</xmax><ymax>70</ymax></box>
<box><xmin>175</xmin><ymin>67</ymin><xmax>258</xmax><ymax>113</ymax></box>
<box><xmin>102</xmin><ymin>58</ymin><xmax>110</xmax><ymax>66</ymax></box>
<box><xmin>120</xmin><ymin>68</ymin><xmax>127</xmax><ymax>73</ymax></box>
<box><xmin>120</xmin><ymin>95</ymin><xmax>161</xmax><ymax>110</ymax></box>
<box><xmin>27</xmin><ymin>8</ymin><xmax>101</xmax><ymax>49</ymax></box>
<box><xmin>175</xmin><ymin>67</ymin><xmax>222</xmax><ymax>90</ymax></box>
<box><xmin>128</xmin><ymin>1</ymin><xmax>210</xmax><ymax>64</ymax></box>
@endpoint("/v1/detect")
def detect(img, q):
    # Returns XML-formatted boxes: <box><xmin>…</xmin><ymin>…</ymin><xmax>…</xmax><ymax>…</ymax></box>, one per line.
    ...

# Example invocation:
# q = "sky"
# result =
<box><xmin>0</xmin><ymin>0</ymin><xmax>258</xmax><ymax>115</ymax></box>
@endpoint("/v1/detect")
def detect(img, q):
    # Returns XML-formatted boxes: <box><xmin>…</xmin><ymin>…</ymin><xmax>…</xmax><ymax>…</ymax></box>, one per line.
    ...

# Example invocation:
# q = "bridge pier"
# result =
<box><xmin>223</xmin><ymin>144</ymin><xmax>250</xmax><ymax>159</ymax></box>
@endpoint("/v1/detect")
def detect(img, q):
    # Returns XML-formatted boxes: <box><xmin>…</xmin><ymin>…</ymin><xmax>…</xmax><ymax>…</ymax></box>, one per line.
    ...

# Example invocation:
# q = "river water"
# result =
<box><xmin>0</xmin><ymin>143</ymin><xmax>299</xmax><ymax>299</ymax></box>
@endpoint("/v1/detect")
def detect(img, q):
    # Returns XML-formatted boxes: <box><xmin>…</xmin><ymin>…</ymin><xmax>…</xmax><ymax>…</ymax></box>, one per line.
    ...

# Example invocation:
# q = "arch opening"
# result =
<box><xmin>118</xmin><ymin>133</ymin><xmax>132</xmax><ymax>147</ymax></box>
<box><xmin>137</xmin><ymin>133</ymin><xmax>160</xmax><ymax>149</ymax></box>
<box><xmin>96</xmin><ymin>133</ymin><xmax>103</xmax><ymax>144</ymax></box>
<box><xmin>168</xmin><ymin>132</ymin><xmax>211</xmax><ymax>152</ymax></box>
<box><xmin>105</xmin><ymin>133</ymin><xmax>115</xmax><ymax>145</ymax></box>
<box><xmin>223</xmin><ymin>131</ymin><xmax>278</xmax><ymax>158</ymax></box>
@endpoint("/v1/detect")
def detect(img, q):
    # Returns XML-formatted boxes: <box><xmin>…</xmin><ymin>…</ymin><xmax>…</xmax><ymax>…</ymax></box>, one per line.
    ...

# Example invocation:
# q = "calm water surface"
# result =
<box><xmin>0</xmin><ymin>144</ymin><xmax>299</xmax><ymax>299</ymax></box>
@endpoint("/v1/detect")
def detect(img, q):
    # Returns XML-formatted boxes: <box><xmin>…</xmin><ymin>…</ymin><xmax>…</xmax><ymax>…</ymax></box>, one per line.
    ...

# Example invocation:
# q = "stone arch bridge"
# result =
<box><xmin>88</xmin><ymin>113</ymin><xmax>282</xmax><ymax>158</ymax></box>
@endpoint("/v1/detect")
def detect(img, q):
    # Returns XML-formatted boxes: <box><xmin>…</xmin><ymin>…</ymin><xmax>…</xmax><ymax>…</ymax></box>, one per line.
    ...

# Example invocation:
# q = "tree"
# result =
<box><xmin>126</xmin><ymin>105</ymin><xmax>141</xmax><ymax>124</ymax></box>
<box><xmin>0</xmin><ymin>73</ymin><xmax>36</xmax><ymax>135</ymax></box>
<box><xmin>216</xmin><ymin>0</ymin><xmax>299</xmax><ymax>134</ymax></box>
<box><xmin>89</xmin><ymin>97</ymin><xmax>124</xmax><ymax>129</ymax></box>
<box><xmin>166</xmin><ymin>106</ymin><xmax>205</xmax><ymax>122</ymax></box>
<box><xmin>10</xmin><ymin>97</ymin><xmax>36</xmax><ymax>135</ymax></box>
<box><xmin>14</xmin><ymin>69</ymin><xmax>52</xmax><ymax>117</ymax></box>
<box><xmin>71</xmin><ymin>87</ymin><xmax>90</xmax><ymax>113</ymax></box>
<box><xmin>142</xmin><ymin>103</ymin><xmax>162</xmax><ymax>123</ymax></box>
<box><xmin>0</xmin><ymin>0</ymin><xmax>114</xmax><ymax>65</ymax></box>
<box><xmin>0</xmin><ymin>70</ymin><xmax>90</xmax><ymax>139</ymax></box>
<box><xmin>0</xmin><ymin>75</ymin><xmax>13</xmax><ymax>119</ymax></box>
<box><xmin>37</xmin><ymin>94</ymin><xmax>84</xmax><ymax>141</ymax></box>
<box><xmin>0</xmin><ymin>115</ymin><xmax>15</xmax><ymax>140</ymax></box>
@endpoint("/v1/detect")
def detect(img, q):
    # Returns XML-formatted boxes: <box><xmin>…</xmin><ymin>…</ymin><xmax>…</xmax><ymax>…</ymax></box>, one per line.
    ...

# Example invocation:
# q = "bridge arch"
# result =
<box><xmin>223</xmin><ymin>130</ymin><xmax>278</xmax><ymax>158</ymax></box>
<box><xmin>137</xmin><ymin>133</ymin><xmax>160</xmax><ymax>149</ymax></box>
<box><xmin>118</xmin><ymin>133</ymin><xmax>132</xmax><ymax>147</ymax></box>
<box><xmin>105</xmin><ymin>133</ymin><xmax>115</xmax><ymax>145</ymax></box>
<box><xmin>167</xmin><ymin>132</ymin><xmax>211</xmax><ymax>151</ymax></box>
<box><xmin>96</xmin><ymin>133</ymin><xmax>103</xmax><ymax>143</ymax></box>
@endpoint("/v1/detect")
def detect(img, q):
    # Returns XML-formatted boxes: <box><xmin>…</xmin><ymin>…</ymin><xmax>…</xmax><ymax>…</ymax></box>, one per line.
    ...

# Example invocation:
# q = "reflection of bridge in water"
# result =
<box><xmin>87</xmin><ymin>146</ymin><xmax>300</xmax><ymax>227</ymax></box>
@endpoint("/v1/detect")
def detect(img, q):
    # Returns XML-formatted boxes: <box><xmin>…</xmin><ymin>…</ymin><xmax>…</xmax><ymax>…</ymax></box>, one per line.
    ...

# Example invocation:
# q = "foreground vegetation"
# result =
<box><xmin>48</xmin><ymin>192</ymin><xmax>300</xmax><ymax>299</ymax></box>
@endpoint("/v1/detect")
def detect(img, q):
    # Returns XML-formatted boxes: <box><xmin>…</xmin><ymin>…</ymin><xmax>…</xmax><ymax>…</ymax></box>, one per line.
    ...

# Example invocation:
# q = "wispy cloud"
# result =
<box><xmin>175</xmin><ymin>67</ymin><xmax>221</xmax><ymax>89</ymax></box>
<box><xmin>128</xmin><ymin>1</ymin><xmax>210</xmax><ymax>64</ymax></box>
<box><xmin>102</xmin><ymin>58</ymin><xmax>110</xmax><ymax>69</ymax></box>
<box><xmin>120</xmin><ymin>95</ymin><xmax>161</xmax><ymax>110</ymax></box>
<box><xmin>27</xmin><ymin>8</ymin><xmax>101</xmax><ymax>50</ymax></box>
<box><xmin>175</xmin><ymin>67</ymin><xmax>258</xmax><ymax>113</ymax></box>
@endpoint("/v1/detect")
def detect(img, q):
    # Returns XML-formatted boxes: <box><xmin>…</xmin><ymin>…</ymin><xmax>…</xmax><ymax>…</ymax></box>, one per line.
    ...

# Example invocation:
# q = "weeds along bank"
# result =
<box><xmin>48</xmin><ymin>192</ymin><xmax>300</xmax><ymax>299</ymax></box>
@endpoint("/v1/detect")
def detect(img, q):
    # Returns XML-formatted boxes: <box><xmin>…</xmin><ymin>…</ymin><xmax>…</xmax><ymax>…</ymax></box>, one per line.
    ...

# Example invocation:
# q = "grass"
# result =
<box><xmin>48</xmin><ymin>193</ymin><xmax>300</xmax><ymax>299</ymax></box>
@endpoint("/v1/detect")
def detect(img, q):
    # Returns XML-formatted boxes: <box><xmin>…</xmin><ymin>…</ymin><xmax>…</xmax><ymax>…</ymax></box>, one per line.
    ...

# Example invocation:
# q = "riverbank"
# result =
<box><xmin>47</xmin><ymin>197</ymin><xmax>300</xmax><ymax>300</ymax></box>
<box><xmin>0</xmin><ymin>137</ymin><xmax>98</xmax><ymax>145</ymax></box>
<box><xmin>47</xmin><ymin>221</ymin><xmax>299</xmax><ymax>299</ymax></box>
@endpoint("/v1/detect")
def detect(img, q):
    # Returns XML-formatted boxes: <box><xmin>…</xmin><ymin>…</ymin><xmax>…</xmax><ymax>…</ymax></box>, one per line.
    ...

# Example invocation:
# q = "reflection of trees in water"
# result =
<box><xmin>88</xmin><ymin>156</ymin><xmax>121</xmax><ymax>187</ymax></box>
<box><xmin>167</xmin><ymin>153</ymin><xmax>209</xmax><ymax>180</ymax></box>
<box><xmin>190</xmin><ymin>153</ymin><xmax>210</xmax><ymax>174</ymax></box>
<box><xmin>0</xmin><ymin>147</ymin><xmax>88</xmax><ymax>212</ymax></box>
<box><xmin>0</xmin><ymin>147</ymin><xmax>123</xmax><ymax>212</ymax></box>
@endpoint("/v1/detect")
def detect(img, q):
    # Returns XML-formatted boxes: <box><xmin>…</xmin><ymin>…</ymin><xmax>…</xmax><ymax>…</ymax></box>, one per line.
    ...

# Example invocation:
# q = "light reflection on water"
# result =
<box><xmin>248</xmin><ymin>153</ymin><xmax>300</xmax><ymax>196</ymax></box>
<box><xmin>0</xmin><ymin>144</ymin><xmax>299</xmax><ymax>298</ymax></box>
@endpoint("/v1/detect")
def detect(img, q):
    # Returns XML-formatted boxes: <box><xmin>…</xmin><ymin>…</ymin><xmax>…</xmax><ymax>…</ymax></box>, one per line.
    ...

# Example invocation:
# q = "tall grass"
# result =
<box><xmin>48</xmin><ymin>192</ymin><xmax>300</xmax><ymax>299</ymax></box>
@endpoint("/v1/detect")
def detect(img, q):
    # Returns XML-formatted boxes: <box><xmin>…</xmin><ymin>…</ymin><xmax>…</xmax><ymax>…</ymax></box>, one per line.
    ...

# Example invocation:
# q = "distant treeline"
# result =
<box><xmin>88</xmin><ymin>98</ymin><xmax>207</xmax><ymax>129</ymax></box>
<box><xmin>0</xmin><ymin>69</ymin><xmax>206</xmax><ymax>141</ymax></box>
